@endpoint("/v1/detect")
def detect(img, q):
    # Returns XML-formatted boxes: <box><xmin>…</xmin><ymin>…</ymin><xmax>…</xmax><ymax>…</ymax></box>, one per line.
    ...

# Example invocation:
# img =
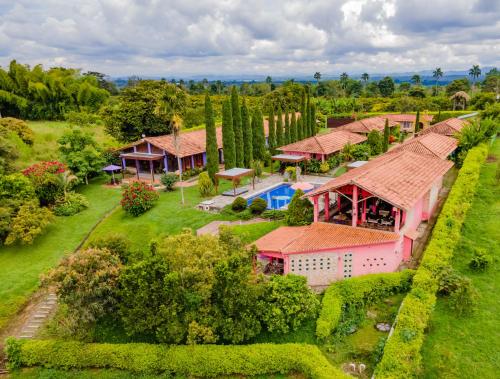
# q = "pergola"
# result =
<box><xmin>271</xmin><ymin>154</ymin><xmax>307</xmax><ymax>174</ymax></box>
<box><xmin>119</xmin><ymin>152</ymin><xmax>164</xmax><ymax>181</ymax></box>
<box><xmin>215</xmin><ymin>167</ymin><xmax>255</xmax><ymax>196</ymax></box>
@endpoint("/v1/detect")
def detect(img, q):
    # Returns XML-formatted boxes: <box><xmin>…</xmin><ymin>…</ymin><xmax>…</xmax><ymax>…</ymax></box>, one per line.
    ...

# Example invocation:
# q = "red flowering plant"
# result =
<box><xmin>22</xmin><ymin>161</ymin><xmax>67</xmax><ymax>205</ymax></box>
<box><xmin>121</xmin><ymin>181</ymin><xmax>160</xmax><ymax>216</ymax></box>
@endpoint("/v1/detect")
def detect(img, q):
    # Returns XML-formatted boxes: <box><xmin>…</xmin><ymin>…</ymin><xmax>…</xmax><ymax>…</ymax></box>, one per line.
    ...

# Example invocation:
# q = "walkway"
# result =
<box><xmin>197</xmin><ymin>218</ymin><xmax>267</xmax><ymax>236</ymax></box>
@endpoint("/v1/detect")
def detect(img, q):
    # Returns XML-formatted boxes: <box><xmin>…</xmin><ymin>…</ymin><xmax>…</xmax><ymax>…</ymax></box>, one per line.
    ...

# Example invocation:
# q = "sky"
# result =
<box><xmin>0</xmin><ymin>0</ymin><xmax>499</xmax><ymax>78</ymax></box>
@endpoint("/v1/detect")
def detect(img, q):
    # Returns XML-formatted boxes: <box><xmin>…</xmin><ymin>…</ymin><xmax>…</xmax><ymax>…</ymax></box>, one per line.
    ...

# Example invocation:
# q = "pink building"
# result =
<box><xmin>336</xmin><ymin>116</ymin><xmax>398</xmax><ymax>135</ymax></box>
<box><xmin>255</xmin><ymin>149</ymin><xmax>453</xmax><ymax>286</ymax></box>
<box><xmin>420</xmin><ymin>117</ymin><xmax>469</xmax><ymax>137</ymax></box>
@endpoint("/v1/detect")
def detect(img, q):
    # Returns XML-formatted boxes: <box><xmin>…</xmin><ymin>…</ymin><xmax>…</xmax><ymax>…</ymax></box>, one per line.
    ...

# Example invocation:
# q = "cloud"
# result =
<box><xmin>0</xmin><ymin>0</ymin><xmax>498</xmax><ymax>77</ymax></box>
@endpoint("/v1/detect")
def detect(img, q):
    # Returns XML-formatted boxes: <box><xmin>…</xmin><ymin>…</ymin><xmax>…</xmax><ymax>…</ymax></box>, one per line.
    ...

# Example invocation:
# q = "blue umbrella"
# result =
<box><xmin>102</xmin><ymin>165</ymin><xmax>122</xmax><ymax>184</ymax></box>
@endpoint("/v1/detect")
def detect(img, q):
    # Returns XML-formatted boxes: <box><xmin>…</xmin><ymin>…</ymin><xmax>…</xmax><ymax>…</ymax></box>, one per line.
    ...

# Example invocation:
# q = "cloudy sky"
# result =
<box><xmin>0</xmin><ymin>0</ymin><xmax>499</xmax><ymax>78</ymax></box>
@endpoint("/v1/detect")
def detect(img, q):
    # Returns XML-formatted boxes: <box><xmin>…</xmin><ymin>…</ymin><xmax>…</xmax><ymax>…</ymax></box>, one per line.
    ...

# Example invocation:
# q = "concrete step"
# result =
<box><xmin>33</xmin><ymin>314</ymin><xmax>48</xmax><ymax>319</ymax></box>
<box><xmin>39</xmin><ymin>306</ymin><xmax>53</xmax><ymax>310</ymax></box>
<box><xmin>19</xmin><ymin>335</ymin><xmax>33</xmax><ymax>339</ymax></box>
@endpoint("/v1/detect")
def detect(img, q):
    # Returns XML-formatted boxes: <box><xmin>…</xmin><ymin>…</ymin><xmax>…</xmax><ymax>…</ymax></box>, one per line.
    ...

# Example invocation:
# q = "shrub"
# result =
<box><xmin>252</xmin><ymin>160</ymin><xmax>263</xmax><ymax>178</ymax></box>
<box><xmin>5</xmin><ymin>339</ymin><xmax>349</xmax><ymax>378</ymax></box>
<box><xmin>5</xmin><ymin>201</ymin><xmax>54</xmax><ymax>245</ymax></box>
<box><xmin>231</xmin><ymin>196</ymin><xmax>247</xmax><ymax>211</ymax></box>
<box><xmin>285</xmin><ymin>166</ymin><xmax>296</xmax><ymax>180</ymax></box>
<box><xmin>327</xmin><ymin>155</ymin><xmax>341</xmax><ymax>169</ymax></box>
<box><xmin>469</xmin><ymin>248</ymin><xmax>493</xmax><ymax>271</ymax></box>
<box><xmin>198</xmin><ymin>172</ymin><xmax>213</xmax><ymax>197</ymax></box>
<box><xmin>121</xmin><ymin>181</ymin><xmax>159</xmax><ymax>217</ymax></box>
<box><xmin>374</xmin><ymin>143</ymin><xmax>488</xmax><ymax>378</ymax></box>
<box><xmin>262</xmin><ymin>209</ymin><xmax>287</xmax><ymax>220</ymax></box>
<box><xmin>0</xmin><ymin>117</ymin><xmax>34</xmax><ymax>145</ymax></box>
<box><xmin>286</xmin><ymin>189</ymin><xmax>313</xmax><ymax>226</ymax></box>
<box><xmin>305</xmin><ymin>159</ymin><xmax>321</xmax><ymax>173</ymax></box>
<box><xmin>249</xmin><ymin>197</ymin><xmax>267</xmax><ymax>214</ymax></box>
<box><xmin>22</xmin><ymin>161</ymin><xmax>66</xmax><ymax>205</ymax></box>
<box><xmin>88</xmin><ymin>234</ymin><xmax>133</xmax><ymax>264</ymax></box>
<box><xmin>316</xmin><ymin>270</ymin><xmax>415</xmax><ymax>339</ymax></box>
<box><xmin>65</xmin><ymin>111</ymin><xmax>100</xmax><ymax>127</ymax></box>
<box><xmin>448</xmin><ymin>276</ymin><xmax>479</xmax><ymax>316</ymax></box>
<box><xmin>367</xmin><ymin>130</ymin><xmax>383</xmax><ymax>155</ymax></box>
<box><xmin>319</xmin><ymin>162</ymin><xmax>330</xmax><ymax>173</ymax></box>
<box><xmin>53</xmin><ymin>192</ymin><xmax>89</xmax><ymax>216</ymax></box>
<box><xmin>160</xmin><ymin>172</ymin><xmax>178</xmax><ymax>191</ymax></box>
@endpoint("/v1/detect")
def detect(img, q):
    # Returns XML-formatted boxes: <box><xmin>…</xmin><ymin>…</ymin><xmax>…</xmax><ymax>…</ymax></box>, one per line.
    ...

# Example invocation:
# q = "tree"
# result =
<box><xmin>284</xmin><ymin>109</ymin><xmax>290</xmax><ymax>144</ymax></box>
<box><xmin>306</xmin><ymin>90</ymin><xmax>311</xmax><ymax>137</ymax></box>
<box><xmin>221</xmin><ymin>99</ymin><xmax>235</xmax><ymax>169</ymax></box>
<box><xmin>290</xmin><ymin>111</ymin><xmax>297</xmax><ymax>143</ymax></box>
<box><xmin>44</xmin><ymin>247</ymin><xmax>122</xmax><ymax>335</ymax></box>
<box><xmin>378</xmin><ymin>76</ymin><xmax>395</xmax><ymax>97</ymax></box>
<box><xmin>198</xmin><ymin>171</ymin><xmax>214</xmax><ymax>197</ymax></box>
<box><xmin>309</xmin><ymin>103</ymin><xmax>316</xmax><ymax>136</ymax></box>
<box><xmin>300</xmin><ymin>88</ymin><xmax>307</xmax><ymax>138</ymax></box>
<box><xmin>446</xmin><ymin>78</ymin><xmax>471</xmax><ymax>96</ymax></box>
<box><xmin>58</xmin><ymin>129</ymin><xmax>105</xmax><ymax>185</ymax></box>
<box><xmin>313</xmin><ymin>72</ymin><xmax>321</xmax><ymax>83</ymax></box>
<box><xmin>231</xmin><ymin>87</ymin><xmax>244</xmax><ymax>167</ymax></box>
<box><xmin>241</xmin><ymin>98</ymin><xmax>253</xmax><ymax>167</ymax></box>
<box><xmin>267</xmin><ymin>107</ymin><xmax>276</xmax><ymax>154</ymax></box>
<box><xmin>340</xmin><ymin>72</ymin><xmax>349</xmax><ymax>89</ymax></box>
<box><xmin>286</xmin><ymin>189</ymin><xmax>313</xmax><ymax>226</ymax></box>
<box><xmin>414</xmin><ymin>110</ymin><xmax>421</xmax><ymax>133</ymax></box>
<box><xmin>411</xmin><ymin>74</ymin><xmax>421</xmax><ymax>85</ymax></box>
<box><xmin>469</xmin><ymin>65</ymin><xmax>481</xmax><ymax>89</ymax></box>
<box><xmin>361</xmin><ymin>73</ymin><xmax>369</xmax><ymax>85</ymax></box>
<box><xmin>204</xmin><ymin>94</ymin><xmax>218</xmax><ymax>182</ymax></box>
<box><xmin>297</xmin><ymin>115</ymin><xmax>304</xmax><ymax>141</ymax></box>
<box><xmin>0</xmin><ymin>128</ymin><xmax>19</xmax><ymax>175</ymax></box>
<box><xmin>251</xmin><ymin>107</ymin><xmax>266</xmax><ymax>161</ymax></box>
<box><xmin>5</xmin><ymin>200</ymin><xmax>54</xmax><ymax>245</ymax></box>
<box><xmin>382</xmin><ymin>118</ymin><xmax>390</xmax><ymax>152</ymax></box>
<box><xmin>433</xmin><ymin>67</ymin><xmax>444</xmax><ymax>89</ymax></box>
<box><xmin>367</xmin><ymin>130</ymin><xmax>383</xmax><ymax>155</ymax></box>
<box><xmin>276</xmin><ymin>105</ymin><xmax>284</xmax><ymax>147</ymax></box>
<box><xmin>101</xmin><ymin>80</ymin><xmax>186</xmax><ymax>142</ymax></box>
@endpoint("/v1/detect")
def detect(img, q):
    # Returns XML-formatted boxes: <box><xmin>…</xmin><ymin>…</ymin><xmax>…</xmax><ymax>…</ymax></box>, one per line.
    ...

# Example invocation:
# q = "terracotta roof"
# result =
<box><xmin>384</xmin><ymin>114</ymin><xmax>433</xmax><ymax>123</ymax></box>
<box><xmin>420</xmin><ymin>118</ymin><xmax>468</xmax><ymax>137</ymax></box>
<box><xmin>388</xmin><ymin>132</ymin><xmax>457</xmax><ymax>159</ymax></box>
<box><xmin>337</xmin><ymin>116</ymin><xmax>398</xmax><ymax>134</ymax></box>
<box><xmin>278</xmin><ymin>130</ymin><xmax>366</xmax><ymax>155</ymax></box>
<box><xmin>306</xmin><ymin>150</ymin><xmax>453</xmax><ymax>210</ymax></box>
<box><xmin>255</xmin><ymin>222</ymin><xmax>399</xmax><ymax>254</ymax></box>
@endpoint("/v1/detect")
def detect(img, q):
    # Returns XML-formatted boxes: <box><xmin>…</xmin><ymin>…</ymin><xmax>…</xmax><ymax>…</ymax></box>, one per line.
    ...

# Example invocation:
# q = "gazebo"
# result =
<box><xmin>450</xmin><ymin>91</ymin><xmax>471</xmax><ymax>110</ymax></box>
<box><xmin>215</xmin><ymin>168</ymin><xmax>255</xmax><ymax>196</ymax></box>
<box><xmin>271</xmin><ymin>154</ymin><xmax>307</xmax><ymax>174</ymax></box>
<box><xmin>102</xmin><ymin>164</ymin><xmax>122</xmax><ymax>185</ymax></box>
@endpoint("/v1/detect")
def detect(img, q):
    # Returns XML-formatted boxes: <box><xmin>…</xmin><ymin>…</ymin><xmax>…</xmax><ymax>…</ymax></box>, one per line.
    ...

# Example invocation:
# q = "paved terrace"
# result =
<box><xmin>202</xmin><ymin>173</ymin><xmax>332</xmax><ymax>211</ymax></box>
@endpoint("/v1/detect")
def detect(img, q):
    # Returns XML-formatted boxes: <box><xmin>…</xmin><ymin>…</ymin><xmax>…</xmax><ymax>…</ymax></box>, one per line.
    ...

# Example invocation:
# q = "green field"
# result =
<box><xmin>0</xmin><ymin>179</ymin><xmax>121</xmax><ymax>331</ymax></box>
<box><xmin>420</xmin><ymin>140</ymin><xmax>500</xmax><ymax>378</ymax></box>
<box><xmin>228</xmin><ymin>220</ymin><xmax>284</xmax><ymax>244</ymax></box>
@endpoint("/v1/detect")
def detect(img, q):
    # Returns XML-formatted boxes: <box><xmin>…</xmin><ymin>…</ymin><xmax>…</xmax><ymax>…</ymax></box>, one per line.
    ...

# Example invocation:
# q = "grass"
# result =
<box><xmin>334</xmin><ymin>166</ymin><xmax>347</xmax><ymax>177</ymax></box>
<box><xmin>0</xmin><ymin>178</ymin><xmax>121</xmax><ymax>331</ymax></box>
<box><xmin>420</xmin><ymin>140</ymin><xmax>500</xmax><ymax>379</ymax></box>
<box><xmin>228</xmin><ymin>220</ymin><xmax>284</xmax><ymax>244</ymax></box>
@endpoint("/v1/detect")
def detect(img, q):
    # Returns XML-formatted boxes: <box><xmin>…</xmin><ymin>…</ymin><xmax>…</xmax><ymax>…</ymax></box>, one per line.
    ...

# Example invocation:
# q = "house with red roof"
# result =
<box><xmin>384</xmin><ymin>113</ymin><xmax>433</xmax><ymax>133</ymax></box>
<box><xmin>388</xmin><ymin>132</ymin><xmax>457</xmax><ymax>159</ymax></box>
<box><xmin>277</xmin><ymin>130</ymin><xmax>367</xmax><ymax>162</ymax></box>
<box><xmin>420</xmin><ymin>117</ymin><xmax>469</xmax><ymax>137</ymax></box>
<box><xmin>254</xmin><ymin>149</ymin><xmax>453</xmax><ymax>286</ymax></box>
<box><xmin>336</xmin><ymin>116</ymin><xmax>398</xmax><ymax>135</ymax></box>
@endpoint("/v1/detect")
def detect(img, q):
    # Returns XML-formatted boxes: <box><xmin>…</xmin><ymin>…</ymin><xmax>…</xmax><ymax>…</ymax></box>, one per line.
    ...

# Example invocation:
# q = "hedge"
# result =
<box><xmin>5</xmin><ymin>339</ymin><xmax>350</xmax><ymax>379</ymax></box>
<box><xmin>316</xmin><ymin>270</ymin><xmax>415</xmax><ymax>339</ymax></box>
<box><xmin>374</xmin><ymin>143</ymin><xmax>489</xmax><ymax>378</ymax></box>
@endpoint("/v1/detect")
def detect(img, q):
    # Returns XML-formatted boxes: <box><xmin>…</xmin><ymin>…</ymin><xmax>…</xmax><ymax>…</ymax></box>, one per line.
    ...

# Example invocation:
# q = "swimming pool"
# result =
<box><xmin>247</xmin><ymin>183</ymin><xmax>313</xmax><ymax>210</ymax></box>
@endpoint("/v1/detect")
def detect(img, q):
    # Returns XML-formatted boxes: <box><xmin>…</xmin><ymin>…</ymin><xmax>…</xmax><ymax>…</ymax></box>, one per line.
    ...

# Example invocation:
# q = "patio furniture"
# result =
<box><xmin>102</xmin><ymin>164</ymin><xmax>122</xmax><ymax>185</ymax></box>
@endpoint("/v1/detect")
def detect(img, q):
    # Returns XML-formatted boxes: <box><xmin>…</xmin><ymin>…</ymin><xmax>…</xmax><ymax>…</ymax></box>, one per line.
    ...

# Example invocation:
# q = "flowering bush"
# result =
<box><xmin>54</xmin><ymin>192</ymin><xmax>89</xmax><ymax>216</ymax></box>
<box><xmin>121</xmin><ymin>181</ymin><xmax>159</xmax><ymax>216</ymax></box>
<box><xmin>22</xmin><ymin>161</ymin><xmax>66</xmax><ymax>205</ymax></box>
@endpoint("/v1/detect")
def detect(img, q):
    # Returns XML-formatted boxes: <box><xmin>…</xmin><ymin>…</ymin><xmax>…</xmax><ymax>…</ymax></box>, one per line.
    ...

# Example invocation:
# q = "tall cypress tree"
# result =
<box><xmin>382</xmin><ymin>118</ymin><xmax>390</xmax><ymax>152</ymax></box>
<box><xmin>276</xmin><ymin>105</ymin><xmax>283</xmax><ymax>147</ymax></box>
<box><xmin>204</xmin><ymin>93</ymin><xmax>218</xmax><ymax>182</ymax></box>
<box><xmin>305</xmin><ymin>89</ymin><xmax>311</xmax><ymax>137</ymax></box>
<box><xmin>310</xmin><ymin>103</ymin><xmax>316</xmax><ymax>136</ymax></box>
<box><xmin>300</xmin><ymin>88</ymin><xmax>307</xmax><ymax>139</ymax></box>
<box><xmin>241</xmin><ymin>97</ymin><xmax>252</xmax><ymax>167</ymax></box>
<box><xmin>284</xmin><ymin>109</ymin><xmax>290</xmax><ymax>144</ymax></box>
<box><xmin>222</xmin><ymin>99</ymin><xmax>235</xmax><ymax>169</ymax></box>
<box><xmin>252</xmin><ymin>107</ymin><xmax>266</xmax><ymax>161</ymax></box>
<box><xmin>231</xmin><ymin>86</ymin><xmax>243</xmax><ymax>167</ymax></box>
<box><xmin>297</xmin><ymin>115</ymin><xmax>303</xmax><ymax>141</ymax></box>
<box><xmin>414</xmin><ymin>110</ymin><xmax>421</xmax><ymax>133</ymax></box>
<box><xmin>268</xmin><ymin>107</ymin><xmax>276</xmax><ymax>154</ymax></box>
<box><xmin>290</xmin><ymin>111</ymin><xmax>297</xmax><ymax>142</ymax></box>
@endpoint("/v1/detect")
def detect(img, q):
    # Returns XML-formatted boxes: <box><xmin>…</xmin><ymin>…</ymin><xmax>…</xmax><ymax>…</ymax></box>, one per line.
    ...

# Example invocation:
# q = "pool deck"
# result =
<box><xmin>200</xmin><ymin>174</ymin><xmax>331</xmax><ymax>211</ymax></box>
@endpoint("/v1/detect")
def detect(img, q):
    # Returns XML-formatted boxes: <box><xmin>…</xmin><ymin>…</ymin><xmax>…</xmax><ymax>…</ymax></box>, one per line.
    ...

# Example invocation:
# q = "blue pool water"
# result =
<box><xmin>247</xmin><ymin>183</ymin><xmax>313</xmax><ymax>210</ymax></box>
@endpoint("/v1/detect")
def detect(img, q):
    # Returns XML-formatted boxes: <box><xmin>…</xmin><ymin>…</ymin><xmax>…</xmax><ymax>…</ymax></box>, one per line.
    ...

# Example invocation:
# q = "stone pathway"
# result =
<box><xmin>197</xmin><ymin>218</ymin><xmax>267</xmax><ymax>236</ymax></box>
<box><xmin>18</xmin><ymin>292</ymin><xmax>57</xmax><ymax>339</ymax></box>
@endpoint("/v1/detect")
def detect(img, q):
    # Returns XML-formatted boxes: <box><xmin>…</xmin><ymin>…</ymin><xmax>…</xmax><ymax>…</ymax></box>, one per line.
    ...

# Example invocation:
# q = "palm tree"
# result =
<box><xmin>411</xmin><ymin>74</ymin><xmax>421</xmax><ymax>85</ymax></box>
<box><xmin>361</xmin><ymin>73</ymin><xmax>369</xmax><ymax>85</ymax></box>
<box><xmin>340</xmin><ymin>72</ymin><xmax>349</xmax><ymax>90</ymax></box>
<box><xmin>58</xmin><ymin>171</ymin><xmax>78</xmax><ymax>199</ymax></box>
<box><xmin>433</xmin><ymin>68</ymin><xmax>443</xmax><ymax>85</ymax></box>
<box><xmin>314</xmin><ymin>72</ymin><xmax>321</xmax><ymax>83</ymax></box>
<box><xmin>469</xmin><ymin>65</ymin><xmax>481</xmax><ymax>90</ymax></box>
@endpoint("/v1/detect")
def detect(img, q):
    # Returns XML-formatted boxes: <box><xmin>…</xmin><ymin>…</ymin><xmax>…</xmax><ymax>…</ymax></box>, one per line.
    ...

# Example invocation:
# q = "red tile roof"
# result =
<box><xmin>420</xmin><ymin>118</ymin><xmax>468</xmax><ymax>137</ymax></box>
<box><xmin>306</xmin><ymin>150</ymin><xmax>453</xmax><ymax>210</ymax></box>
<box><xmin>337</xmin><ymin>116</ymin><xmax>398</xmax><ymax>134</ymax></box>
<box><xmin>278</xmin><ymin>130</ymin><xmax>367</xmax><ymax>155</ymax></box>
<box><xmin>384</xmin><ymin>114</ymin><xmax>433</xmax><ymax>123</ymax></box>
<box><xmin>254</xmin><ymin>222</ymin><xmax>399</xmax><ymax>254</ymax></box>
<box><xmin>388</xmin><ymin>132</ymin><xmax>457</xmax><ymax>159</ymax></box>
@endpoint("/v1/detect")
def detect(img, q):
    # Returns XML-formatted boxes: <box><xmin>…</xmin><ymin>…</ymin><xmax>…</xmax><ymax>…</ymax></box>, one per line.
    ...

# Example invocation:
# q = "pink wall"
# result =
<box><xmin>422</xmin><ymin>177</ymin><xmax>443</xmax><ymax>220</ymax></box>
<box><xmin>281</xmin><ymin>150</ymin><xmax>312</xmax><ymax>159</ymax></box>
<box><xmin>404</xmin><ymin>197</ymin><xmax>424</xmax><ymax>231</ymax></box>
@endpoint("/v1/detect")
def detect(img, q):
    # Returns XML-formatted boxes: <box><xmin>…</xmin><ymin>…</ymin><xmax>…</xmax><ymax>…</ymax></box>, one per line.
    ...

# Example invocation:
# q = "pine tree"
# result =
<box><xmin>284</xmin><ymin>109</ymin><xmax>290</xmax><ymax>144</ymax></box>
<box><xmin>231</xmin><ymin>86</ymin><xmax>243</xmax><ymax>167</ymax></box>
<box><xmin>276</xmin><ymin>105</ymin><xmax>283</xmax><ymax>147</ymax></box>
<box><xmin>382</xmin><ymin>118</ymin><xmax>390</xmax><ymax>152</ymax></box>
<box><xmin>268</xmin><ymin>107</ymin><xmax>276</xmax><ymax>154</ymax></box>
<box><xmin>241</xmin><ymin>97</ymin><xmax>252</xmax><ymax>167</ymax></box>
<box><xmin>310</xmin><ymin>103</ymin><xmax>316</xmax><ymax>136</ymax></box>
<box><xmin>414</xmin><ymin>110</ymin><xmax>421</xmax><ymax>133</ymax></box>
<box><xmin>252</xmin><ymin>107</ymin><xmax>266</xmax><ymax>160</ymax></box>
<box><xmin>222</xmin><ymin>99</ymin><xmax>235</xmax><ymax>169</ymax></box>
<box><xmin>204</xmin><ymin>93</ymin><xmax>219</xmax><ymax>182</ymax></box>
<box><xmin>290</xmin><ymin>111</ymin><xmax>297</xmax><ymax>142</ymax></box>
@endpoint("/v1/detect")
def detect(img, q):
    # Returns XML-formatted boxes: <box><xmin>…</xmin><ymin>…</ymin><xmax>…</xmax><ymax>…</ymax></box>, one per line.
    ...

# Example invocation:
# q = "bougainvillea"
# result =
<box><xmin>22</xmin><ymin>161</ymin><xmax>66</xmax><ymax>205</ymax></box>
<box><xmin>22</xmin><ymin>161</ymin><xmax>66</xmax><ymax>177</ymax></box>
<box><xmin>121</xmin><ymin>181</ymin><xmax>159</xmax><ymax>216</ymax></box>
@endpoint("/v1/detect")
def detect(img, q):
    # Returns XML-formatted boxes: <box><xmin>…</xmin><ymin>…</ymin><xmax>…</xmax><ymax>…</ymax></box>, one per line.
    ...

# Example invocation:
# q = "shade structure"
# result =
<box><xmin>102</xmin><ymin>164</ymin><xmax>122</xmax><ymax>172</ymax></box>
<box><xmin>215</xmin><ymin>167</ymin><xmax>255</xmax><ymax>196</ymax></box>
<box><xmin>291</xmin><ymin>181</ymin><xmax>314</xmax><ymax>191</ymax></box>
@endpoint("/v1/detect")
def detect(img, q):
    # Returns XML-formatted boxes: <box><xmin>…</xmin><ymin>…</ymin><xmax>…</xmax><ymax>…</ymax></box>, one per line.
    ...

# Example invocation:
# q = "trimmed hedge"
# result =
<box><xmin>5</xmin><ymin>339</ymin><xmax>349</xmax><ymax>379</ymax></box>
<box><xmin>316</xmin><ymin>270</ymin><xmax>415</xmax><ymax>339</ymax></box>
<box><xmin>374</xmin><ymin>143</ymin><xmax>489</xmax><ymax>378</ymax></box>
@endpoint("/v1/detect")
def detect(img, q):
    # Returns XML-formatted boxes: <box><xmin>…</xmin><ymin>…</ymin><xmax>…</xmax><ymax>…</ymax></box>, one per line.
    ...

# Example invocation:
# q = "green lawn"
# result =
<box><xmin>87</xmin><ymin>184</ymin><xmax>237</xmax><ymax>251</ymax></box>
<box><xmin>228</xmin><ymin>220</ymin><xmax>284</xmax><ymax>244</ymax></box>
<box><xmin>420</xmin><ymin>140</ymin><xmax>500</xmax><ymax>378</ymax></box>
<box><xmin>0</xmin><ymin>179</ymin><xmax>121</xmax><ymax>331</ymax></box>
